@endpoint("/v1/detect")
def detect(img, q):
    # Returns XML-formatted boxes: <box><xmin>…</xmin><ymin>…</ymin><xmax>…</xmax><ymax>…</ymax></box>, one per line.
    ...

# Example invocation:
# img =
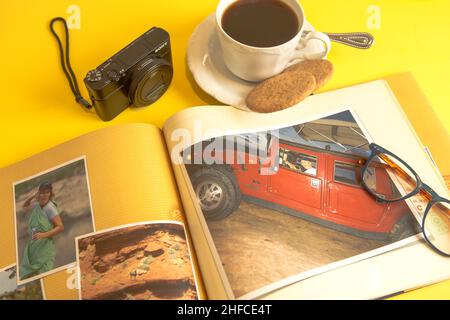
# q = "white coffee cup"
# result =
<box><xmin>215</xmin><ymin>0</ymin><xmax>331</xmax><ymax>82</ymax></box>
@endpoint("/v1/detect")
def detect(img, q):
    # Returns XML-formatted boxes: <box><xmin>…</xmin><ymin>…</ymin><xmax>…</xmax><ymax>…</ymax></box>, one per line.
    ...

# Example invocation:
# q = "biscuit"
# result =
<box><xmin>246</xmin><ymin>70</ymin><xmax>316</xmax><ymax>113</ymax></box>
<box><xmin>285</xmin><ymin>59</ymin><xmax>333</xmax><ymax>90</ymax></box>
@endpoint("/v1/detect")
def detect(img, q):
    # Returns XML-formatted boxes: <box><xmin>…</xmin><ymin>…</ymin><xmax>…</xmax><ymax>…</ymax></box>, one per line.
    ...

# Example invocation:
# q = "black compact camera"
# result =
<box><xmin>84</xmin><ymin>27</ymin><xmax>173</xmax><ymax>121</ymax></box>
<box><xmin>50</xmin><ymin>18</ymin><xmax>173</xmax><ymax>121</ymax></box>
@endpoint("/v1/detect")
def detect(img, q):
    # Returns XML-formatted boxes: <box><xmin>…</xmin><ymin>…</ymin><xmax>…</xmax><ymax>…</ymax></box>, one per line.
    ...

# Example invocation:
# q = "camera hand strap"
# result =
<box><xmin>49</xmin><ymin>17</ymin><xmax>92</xmax><ymax>110</ymax></box>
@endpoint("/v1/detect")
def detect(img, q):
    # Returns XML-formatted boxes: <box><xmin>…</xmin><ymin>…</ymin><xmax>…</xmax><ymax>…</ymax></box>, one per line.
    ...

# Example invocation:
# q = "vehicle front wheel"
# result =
<box><xmin>190</xmin><ymin>166</ymin><xmax>241</xmax><ymax>220</ymax></box>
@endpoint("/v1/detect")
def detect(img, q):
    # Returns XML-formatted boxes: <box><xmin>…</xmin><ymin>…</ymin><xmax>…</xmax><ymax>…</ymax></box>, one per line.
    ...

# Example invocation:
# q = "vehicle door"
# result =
<box><xmin>269</xmin><ymin>144</ymin><xmax>324</xmax><ymax>213</ymax></box>
<box><xmin>325</xmin><ymin>153</ymin><xmax>388</xmax><ymax>227</ymax></box>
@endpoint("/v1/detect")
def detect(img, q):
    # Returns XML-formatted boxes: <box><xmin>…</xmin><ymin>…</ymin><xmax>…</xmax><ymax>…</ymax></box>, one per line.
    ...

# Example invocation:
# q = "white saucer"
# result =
<box><xmin>187</xmin><ymin>14</ymin><xmax>326</xmax><ymax>111</ymax></box>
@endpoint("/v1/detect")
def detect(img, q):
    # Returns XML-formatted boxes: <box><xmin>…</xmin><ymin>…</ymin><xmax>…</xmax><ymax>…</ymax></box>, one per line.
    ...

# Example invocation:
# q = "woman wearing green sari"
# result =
<box><xmin>20</xmin><ymin>182</ymin><xmax>64</xmax><ymax>280</ymax></box>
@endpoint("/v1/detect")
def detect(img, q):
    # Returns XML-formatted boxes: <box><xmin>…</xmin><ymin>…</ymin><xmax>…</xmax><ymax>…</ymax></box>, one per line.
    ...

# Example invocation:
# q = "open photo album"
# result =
<box><xmin>0</xmin><ymin>73</ymin><xmax>449</xmax><ymax>300</ymax></box>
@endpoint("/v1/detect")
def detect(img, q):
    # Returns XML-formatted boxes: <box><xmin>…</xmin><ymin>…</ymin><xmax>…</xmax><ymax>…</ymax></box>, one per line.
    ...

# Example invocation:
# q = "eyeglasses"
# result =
<box><xmin>360</xmin><ymin>143</ymin><xmax>450</xmax><ymax>256</ymax></box>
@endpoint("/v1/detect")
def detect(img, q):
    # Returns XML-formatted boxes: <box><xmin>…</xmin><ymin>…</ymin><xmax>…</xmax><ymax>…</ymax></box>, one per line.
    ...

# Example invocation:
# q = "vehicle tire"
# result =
<box><xmin>190</xmin><ymin>165</ymin><xmax>241</xmax><ymax>220</ymax></box>
<box><xmin>389</xmin><ymin>214</ymin><xmax>421</xmax><ymax>242</ymax></box>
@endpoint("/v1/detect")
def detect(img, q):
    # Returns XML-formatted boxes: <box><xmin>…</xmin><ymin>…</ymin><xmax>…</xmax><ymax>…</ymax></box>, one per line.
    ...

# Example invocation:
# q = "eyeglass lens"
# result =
<box><xmin>363</xmin><ymin>153</ymin><xmax>417</xmax><ymax>201</ymax></box>
<box><xmin>363</xmin><ymin>150</ymin><xmax>450</xmax><ymax>255</ymax></box>
<box><xmin>423</xmin><ymin>201</ymin><xmax>450</xmax><ymax>255</ymax></box>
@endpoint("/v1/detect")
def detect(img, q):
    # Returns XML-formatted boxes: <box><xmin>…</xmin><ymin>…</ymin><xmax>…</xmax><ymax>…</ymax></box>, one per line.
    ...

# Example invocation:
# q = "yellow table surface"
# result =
<box><xmin>0</xmin><ymin>0</ymin><xmax>449</xmax><ymax>299</ymax></box>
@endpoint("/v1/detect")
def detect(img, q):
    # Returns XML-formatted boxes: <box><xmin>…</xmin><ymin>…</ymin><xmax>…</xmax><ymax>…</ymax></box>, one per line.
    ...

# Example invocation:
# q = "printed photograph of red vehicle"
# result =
<box><xmin>182</xmin><ymin>110</ymin><xmax>421</xmax><ymax>297</ymax></box>
<box><xmin>185</xmin><ymin>111</ymin><xmax>420</xmax><ymax>241</ymax></box>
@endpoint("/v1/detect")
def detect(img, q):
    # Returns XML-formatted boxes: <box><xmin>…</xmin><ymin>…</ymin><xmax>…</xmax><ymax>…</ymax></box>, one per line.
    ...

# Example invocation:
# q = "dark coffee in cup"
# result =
<box><xmin>221</xmin><ymin>0</ymin><xmax>300</xmax><ymax>48</ymax></box>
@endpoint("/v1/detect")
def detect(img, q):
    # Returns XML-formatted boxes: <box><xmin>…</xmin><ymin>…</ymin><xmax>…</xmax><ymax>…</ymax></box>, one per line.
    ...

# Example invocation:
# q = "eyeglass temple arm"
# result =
<box><xmin>377</xmin><ymin>153</ymin><xmax>434</xmax><ymax>201</ymax></box>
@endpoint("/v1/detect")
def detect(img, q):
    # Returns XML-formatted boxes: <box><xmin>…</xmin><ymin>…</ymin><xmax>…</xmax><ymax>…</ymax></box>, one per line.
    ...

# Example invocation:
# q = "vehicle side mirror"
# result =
<box><xmin>259</xmin><ymin>136</ymin><xmax>279</xmax><ymax>175</ymax></box>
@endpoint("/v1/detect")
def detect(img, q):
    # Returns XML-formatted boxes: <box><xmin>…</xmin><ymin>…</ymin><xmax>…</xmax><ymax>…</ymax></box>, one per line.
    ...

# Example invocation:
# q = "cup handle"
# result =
<box><xmin>287</xmin><ymin>31</ymin><xmax>331</xmax><ymax>66</ymax></box>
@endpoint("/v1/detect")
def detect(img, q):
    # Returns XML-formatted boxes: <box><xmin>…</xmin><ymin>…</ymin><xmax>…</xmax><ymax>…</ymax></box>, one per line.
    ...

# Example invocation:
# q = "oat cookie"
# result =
<box><xmin>285</xmin><ymin>59</ymin><xmax>333</xmax><ymax>90</ymax></box>
<box><xmin>246</xmin><ymin>70</ymin><xmax>316</xmax><ymax>113</ymax></box>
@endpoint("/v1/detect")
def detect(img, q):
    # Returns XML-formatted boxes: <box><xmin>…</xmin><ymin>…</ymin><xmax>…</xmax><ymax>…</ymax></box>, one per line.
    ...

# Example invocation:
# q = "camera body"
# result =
<box><xmin>84</xmin><ymin>27</ymin><xmax>173</xmax><ymax>121</ymax></box>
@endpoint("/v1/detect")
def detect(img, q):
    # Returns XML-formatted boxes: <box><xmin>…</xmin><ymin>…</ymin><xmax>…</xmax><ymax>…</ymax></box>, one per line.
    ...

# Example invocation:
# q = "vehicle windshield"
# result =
<box><xmin>278</xmin><ymin>111</ymin><xmax>371</xmax><ymax>158</ymax></box>
<box><xmin>183</xmin><ymin>111</ymin><xmax>371</xmax><ymax>162</ymax></box>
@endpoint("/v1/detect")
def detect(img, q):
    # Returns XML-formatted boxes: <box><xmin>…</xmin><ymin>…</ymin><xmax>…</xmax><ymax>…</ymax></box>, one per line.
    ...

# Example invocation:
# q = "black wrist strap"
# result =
<box><xmin>49</xmin><ymin>17</ymin><xmax>92</xmax><ymax>110</ymax></box>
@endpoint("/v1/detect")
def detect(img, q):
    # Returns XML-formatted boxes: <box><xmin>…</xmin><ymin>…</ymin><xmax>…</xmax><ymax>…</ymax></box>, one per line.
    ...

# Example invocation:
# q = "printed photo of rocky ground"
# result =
<box><xmin>77</xmin><ymin>223</ymin><xmax>198</xmax><ymax>300</ymax></box>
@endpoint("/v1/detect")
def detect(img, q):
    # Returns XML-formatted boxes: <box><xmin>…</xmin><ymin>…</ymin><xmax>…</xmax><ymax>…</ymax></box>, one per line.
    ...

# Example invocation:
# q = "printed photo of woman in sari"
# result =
<box><xmin>20</xmin><ymin>182</ymin><xmax>64</xmax><ymax>280</ymax></box>
<box><xmin>14</xmin><ymin>157</ymin><xmax>95</xmax><ymax>284</ymax></box>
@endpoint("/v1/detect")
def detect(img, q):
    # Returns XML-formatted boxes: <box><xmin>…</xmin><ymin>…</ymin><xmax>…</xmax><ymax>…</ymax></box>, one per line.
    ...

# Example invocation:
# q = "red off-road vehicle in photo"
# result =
<box><xmin>185</xmin><ymin>121</ymin><xmax>419</xmax><ymax>241</ymax></box>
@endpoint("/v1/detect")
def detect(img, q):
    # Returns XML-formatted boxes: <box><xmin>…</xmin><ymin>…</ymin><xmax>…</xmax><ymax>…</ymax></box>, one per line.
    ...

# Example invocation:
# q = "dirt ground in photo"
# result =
<box><xmin>78</xmin><ymin>224</ymin><xmax>197</xmax><ymax>300</ymax></box>
<box><xmin>207</xmin><ymin>201</ymin><xmax>387</xmax><ymax>297</ymax></box>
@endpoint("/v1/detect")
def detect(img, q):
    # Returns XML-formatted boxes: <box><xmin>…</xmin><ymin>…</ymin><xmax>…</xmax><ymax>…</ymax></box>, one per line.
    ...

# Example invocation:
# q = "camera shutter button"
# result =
<box><xmin>86</xmin><ymin>70</ymin><xmax>102</xmax><ymax>82</ymax></box>
<box><xmin>107</xmin><ymin>70</ymin><xmax>122</xmax><ymax>82</ymax></box>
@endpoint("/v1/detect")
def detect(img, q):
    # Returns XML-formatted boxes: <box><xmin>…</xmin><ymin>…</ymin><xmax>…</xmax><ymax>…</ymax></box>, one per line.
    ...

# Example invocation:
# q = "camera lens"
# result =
<box><xmin>128</xmin><ymin>57</ymin><xmax>173</xmax><ymax>107</ymax></box>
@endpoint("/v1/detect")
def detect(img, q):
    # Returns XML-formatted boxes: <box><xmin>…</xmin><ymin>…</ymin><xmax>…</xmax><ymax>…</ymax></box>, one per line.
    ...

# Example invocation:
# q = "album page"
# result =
<box><xmin>163</xmin><ymin>79</ymin><xmax>450</xmax><ymax>299</ymax></box>
<box><xmin>0</xmin><ymin>123</ymin><xmax>204</xmax><ymax>300</ymax></box>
